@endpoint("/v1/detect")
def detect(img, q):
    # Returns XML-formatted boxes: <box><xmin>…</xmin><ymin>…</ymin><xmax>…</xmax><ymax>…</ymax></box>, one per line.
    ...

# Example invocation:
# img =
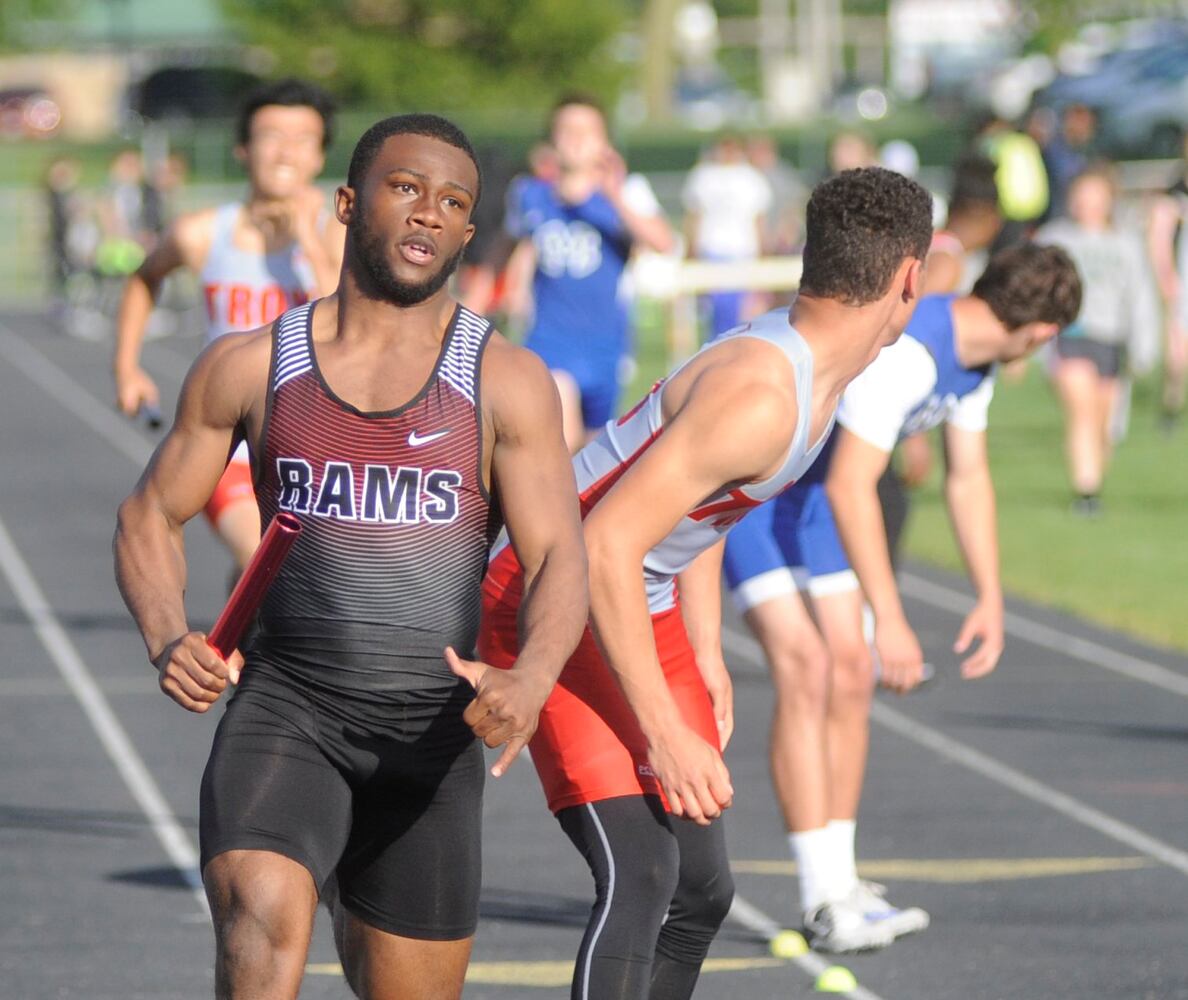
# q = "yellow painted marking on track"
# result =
<box><xmin>732</xmin><ymin>856</ymin><xmax>1152</xmax><ymax>883</ymax></box>
<box><xmin>467</xmin><ymin>962</ymin><xmax>573</xmax><ymax>987</ymax></box>
<box><xmin>307</xmin><ymin>956</ymin><xmax>788</xmax><ymax>985</ymax></box>
<box><xmin>306</xmin><ymin>965</ymin><xmax>345</xmax><ymax>976</ymax></box>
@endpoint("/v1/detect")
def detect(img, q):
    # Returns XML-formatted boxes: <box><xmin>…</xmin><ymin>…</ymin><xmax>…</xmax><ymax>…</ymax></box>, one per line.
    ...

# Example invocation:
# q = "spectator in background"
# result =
<box><xmin>746</xmin><ymin>133</ymin><xmax>805</xmax><ymax>253</ymax></box>
<box><xmin>1146</xmin><ymin>131</ymin><xmax>1188</xmax><ymax>432</ymax></box>
<box><xmin>503</xmin><ymin>94</ymin><xmax>673</xmax><ymax>452</ymax></box>
<box><xmin>44</xmin><ymin>156</ymin><xmax>86</xmax><ymax>318</ymax></box>
<box><xmin>1037</xmin><ymin>163</ymin><xmax>1159</xmax><ymax>515</ymax></box>
<box><xmin>974</xmin><ymin>113</ymin><xmax>1049</xmax><ymax>247</ymax></box>
<box><xmin>460</xmin><ymin>140</ymin><xmax>558</xmax><ymax>332</ymax></box>
<box><xmin>826</xmin><ymin>130</ymin><xmax>878</xmax><ymax>176</ymax></box>
<box><xmin>1042</xmin><ymin>103</ymin><xmax>1098</xmax><ymax>222</ymax></box>
<box><xmin>142</xmin><ymin>151</ymin><xmax>190</xmax><ymax>239</ymax></box>
<box><xmin>455</xmin><ymin>144</ymin><xmax>520</xmax><ymax>310</ymax></box>
<box><xmin>682</xmin><ymin>132</ymin><xmax>773</xmax><ymax>339</ymax></box>
<box><xmin>98</xmin><ymin>149</ymin><xmax>158</xmax><ymax>272</ymax></box>
<box><xmin>925</xmin><ymin>155</ymin><xmax>1003</xmax><ymax>298</ymax></box>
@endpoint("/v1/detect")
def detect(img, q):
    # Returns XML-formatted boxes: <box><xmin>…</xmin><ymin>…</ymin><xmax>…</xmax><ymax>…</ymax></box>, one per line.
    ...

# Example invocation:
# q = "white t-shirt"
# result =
<box><xmin>681</xmin><ymin>161</ymin><xmax>773</xmax><ymax>259</ymax></box>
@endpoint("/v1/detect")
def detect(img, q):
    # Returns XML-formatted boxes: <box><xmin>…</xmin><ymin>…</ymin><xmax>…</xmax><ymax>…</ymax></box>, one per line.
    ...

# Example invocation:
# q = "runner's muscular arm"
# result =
<box><xmin>584</xmin><ymin>374</ymin><xmax>794</xmax><ymax>823</ymax></box>
<box><xmin>677</xmin><ymin>539</ymin><xmax>733</xmax><ymax>749</ymax></box>
<box><xmin>941</xmin><ymin>424</ymin><xmax>1003</xmax><ymax>678</ymax></box>
<box><xmin>826</xmin><ymin>428</ymin><xmax>926</xmax><ymax>693</ymax></box>
<box><xmin>445</xmin><ymin>341</ymin><xmax>587</xmax><ymax>777</ymax></box>
<box><xmin>112</xmin><ymin>211</ymin><xmax>213</xmax><ymax>415</ymax></box>
<box><xmin>114</xmin><ymin>331</ymin><xmax>266</xmax><ymax>712</ymax></box>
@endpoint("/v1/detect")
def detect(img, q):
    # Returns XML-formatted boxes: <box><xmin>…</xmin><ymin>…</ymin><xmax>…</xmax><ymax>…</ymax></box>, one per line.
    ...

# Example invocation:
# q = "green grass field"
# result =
<box><xmin>627</xmin><ymin>310</ymin><xmax>1188</xmax><ymax>653</ymax></box>
<box><xmin>903</xmin><ymin>365</ymin><xmax>1188</xmax><ymax>652</ymax></box>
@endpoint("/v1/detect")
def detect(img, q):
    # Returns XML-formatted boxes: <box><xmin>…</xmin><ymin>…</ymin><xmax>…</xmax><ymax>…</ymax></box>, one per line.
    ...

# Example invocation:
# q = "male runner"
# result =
<box><xmin>113</xmin><ymin>78</ymin><xmax>344</xmax><ymax>571</ymax></box>
<box><xmin>505</xmin><ymin>93</ymin><xmax>674</xmax><ymax>451</ymax></box>
<box><xmin>891</xmin><ymin>155</ymin><xmax>1003</xmax><ymax>546</ymax></box>
<box><xmin>723</xmin><ymin>244</ymin><xmax>1082</xmax><ymax>952</ymax></box>
<box><xmin>479</xmin><ymin>167</ymin><xmax>934</xmax><ymax>1000</ymax></box>
<box><xmin>114</xmin><ymin>115</ymin><xmax>588</xmax><ymax>1000</ymax></box>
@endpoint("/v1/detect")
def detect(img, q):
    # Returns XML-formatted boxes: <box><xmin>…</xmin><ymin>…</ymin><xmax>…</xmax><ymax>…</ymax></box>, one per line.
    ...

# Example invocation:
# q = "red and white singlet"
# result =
<box><xmin>200</xmin><ymin>202</ymin><xmax>319</xmax><ymax>522</ymax></box>
<box><xmin>480</xmin><ymin>308</ymin><xmax>832</xmax><ymax>812</ymax></box>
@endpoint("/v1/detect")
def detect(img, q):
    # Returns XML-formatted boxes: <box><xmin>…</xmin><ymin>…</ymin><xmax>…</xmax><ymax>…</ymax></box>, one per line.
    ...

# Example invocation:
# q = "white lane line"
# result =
<box><xmin>899</xmin><ymin>572</ymin><xmax>1188</xmax><ymax>700</ymax></box>
<box><xmin>728</xmin><ymin>896</ymin><xmax>885</xmax><ymax>1000</ymax></box>
<box><xmin>0</xmin><ymin>511</ymin><xmax>208</xmax><ymax>914</ymax></box>
<box><xmin>0</xmin><ymin>326</ymin><xmax>154</xmax><ymax>468</ymax></box>
<box><xmin>722</xmin><ymin>627</ymin><xmax>1188</xmax><ymax>880</ymax></box>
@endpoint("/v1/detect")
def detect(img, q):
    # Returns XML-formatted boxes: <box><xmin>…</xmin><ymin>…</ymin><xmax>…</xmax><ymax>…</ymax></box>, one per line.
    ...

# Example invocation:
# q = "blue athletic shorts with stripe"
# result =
<box><xmin>523</xmin><ymin>336</ymin><xmax>624</xmax><ymax>430</ymax></box>
<box><xmin>722</xmin><ymin>483</ymin><xmax>857</xmax><ymax>612</ymax></box>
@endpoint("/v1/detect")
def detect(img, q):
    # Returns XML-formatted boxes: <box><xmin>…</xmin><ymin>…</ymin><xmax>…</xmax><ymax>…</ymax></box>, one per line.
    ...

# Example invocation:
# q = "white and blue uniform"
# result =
<box><xmin>505</xmin><ymin>174</ymin><xmax>661</xmax><ymax>428</ymax></box>
<box><xmin>724</xmin><ymin>294</ymin><xmax>995</xmax><ymax>609</ymax></box>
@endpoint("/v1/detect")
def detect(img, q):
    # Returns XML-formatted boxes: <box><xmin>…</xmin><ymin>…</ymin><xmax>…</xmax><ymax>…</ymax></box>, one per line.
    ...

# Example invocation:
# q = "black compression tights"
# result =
<box><xmin>557</xmin><ymin>795</ymin><xmax>735</xmax><ymax>1000</ymax></box>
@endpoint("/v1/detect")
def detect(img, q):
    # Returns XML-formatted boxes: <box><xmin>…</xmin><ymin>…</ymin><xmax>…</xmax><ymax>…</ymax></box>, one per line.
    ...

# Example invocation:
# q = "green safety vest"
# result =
<box><xmin>985</xmin><ymin>132</ymin><xmax>1049</xmax><ymax>222</ymax></box>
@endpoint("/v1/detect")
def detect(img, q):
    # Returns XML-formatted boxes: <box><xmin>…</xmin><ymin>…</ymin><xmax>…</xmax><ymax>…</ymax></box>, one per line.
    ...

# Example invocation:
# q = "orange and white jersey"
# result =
<box><xmin>200</xmin><ymin>202</ymin><xmax>317</xmax><ymax>346</ymax></box>
<box><xmin>489</xmin><ymin>308</ymin><xmax>830</xmax><ymax>615</ymax></box>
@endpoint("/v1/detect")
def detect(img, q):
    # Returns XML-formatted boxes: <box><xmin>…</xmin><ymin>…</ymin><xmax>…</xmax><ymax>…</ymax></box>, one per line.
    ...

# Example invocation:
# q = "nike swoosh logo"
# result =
<box><xmin>407</xmin><ymin>428</ymin><xmax>452</xmax><ymax>447</ymax></box>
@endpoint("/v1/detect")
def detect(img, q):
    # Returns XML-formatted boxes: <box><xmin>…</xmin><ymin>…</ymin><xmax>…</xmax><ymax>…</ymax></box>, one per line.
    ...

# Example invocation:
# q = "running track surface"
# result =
<box><xmin>0</xmin><ymin>309</ymin><xmax>1185</xmax><ymax>1000</ymax></box>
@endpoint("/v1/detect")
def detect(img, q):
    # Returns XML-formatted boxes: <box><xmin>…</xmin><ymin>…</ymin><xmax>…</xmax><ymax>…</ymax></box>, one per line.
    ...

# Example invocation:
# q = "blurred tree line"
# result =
<box><xmin>0</xmin><ymin>0</ymin><xmax>76</xmax><ymax>51</ymax></box>
<box><xmin>220</xmin><ymin>0</ymin><xmax>630</xmax><ymax>112</ymax></box>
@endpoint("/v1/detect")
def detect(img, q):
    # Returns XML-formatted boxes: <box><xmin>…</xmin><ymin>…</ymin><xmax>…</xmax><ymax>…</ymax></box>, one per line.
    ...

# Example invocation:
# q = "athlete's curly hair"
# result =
<box><xmin>800</xmin><ymin>167</ymin><xmax>934</xmax><ymax>305</ymax></box>
<box><xmin>972</xmin><ymin>243</ymin><xmax>1082</xmax><ymax>330</ymax></box>
<box><xmin>347</xmin><ymin>113</ymin><xmax>482</xmax><ymax>206</ymax></box>
<box><xmin>236</xmin><ymin>78</ymin><xmax>336</xmax><ymax>151</ymax></box>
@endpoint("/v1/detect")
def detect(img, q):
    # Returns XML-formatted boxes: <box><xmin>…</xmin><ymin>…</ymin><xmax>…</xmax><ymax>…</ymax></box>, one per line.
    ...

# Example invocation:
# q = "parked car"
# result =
<box><xmin>1032</xmin><ymin>34</ymin><xmax>1188</xmax><ymax>157</ymax></box>
<box><xmin>0</xmin><ymin>87</ymin><xmax>61</xmax><ymax>139</ymax></box>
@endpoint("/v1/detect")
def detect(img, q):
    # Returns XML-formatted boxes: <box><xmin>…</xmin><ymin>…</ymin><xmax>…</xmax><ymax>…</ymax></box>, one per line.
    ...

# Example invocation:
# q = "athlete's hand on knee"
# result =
<box><xmin>875</xmin><ymin>616</ymin><xmax>925</xmax><ymax>694</ymax></box>
<box><xmin>954</xmin><ymin>602</ymin><xmax>1004</xmax><ymax>680</ymax></box>
<box><xmin>153</xmin><ymin>632</ymin><xmax>242</xmax><ymax>712</ymax></box>
<box><xmin>445</xmin><ymin>646</ymin><xmax>550</xmax><ymax>778</ymax></box>
<box><xmin>647</xmin><ymin>724</ymin><xmax>733</xmax><ymax>826</ymax></box>
<box><xmin>115</xmin><ymin>366</ymin><xmax>160</xmax><ymax>418</ymax></box>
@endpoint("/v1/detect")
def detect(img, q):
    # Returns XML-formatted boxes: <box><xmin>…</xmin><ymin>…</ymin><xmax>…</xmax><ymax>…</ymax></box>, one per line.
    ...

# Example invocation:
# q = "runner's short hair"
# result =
<box><xmin>549</xmin><ymin>92</ymin><xmax>607</xmax><ymax>134</ymax></box>
<box><xmin>347</xmin><ymin>113</ymin><xmax>482</xmax><ymax>206</ymax></box>
<box><xmin>972</xmin><ymin>243</ymin><xmax>1082</xmax><ymax>330</ymax></box>
<box><xmin>800</xmin><ymin>167</ymin><xmax>934</xmax><ymax>305</ymax></box>
<box><xmin>236</xmin><ymin>78</ymin><xmax>336</xmax><ymax>150</ymax></box>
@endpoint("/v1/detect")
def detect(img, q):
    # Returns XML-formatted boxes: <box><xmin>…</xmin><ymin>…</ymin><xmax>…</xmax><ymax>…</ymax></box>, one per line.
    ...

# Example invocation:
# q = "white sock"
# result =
<box><xmin>790</xmin><ymin>827</ymin><xmax>847</xmax><ymax>912</ymax></box>
<box><xmin>828</xmin><ymin>818</ymin><xmax>859</xmax><ymax>893</ymax></box>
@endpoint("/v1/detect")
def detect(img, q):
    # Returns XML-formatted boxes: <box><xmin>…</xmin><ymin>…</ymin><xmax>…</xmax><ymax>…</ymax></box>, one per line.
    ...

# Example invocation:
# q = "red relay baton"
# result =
<box><xmin>206</xmin><ymin>512</ymin><xmax>303</xmax><ymax>660</ymax></box>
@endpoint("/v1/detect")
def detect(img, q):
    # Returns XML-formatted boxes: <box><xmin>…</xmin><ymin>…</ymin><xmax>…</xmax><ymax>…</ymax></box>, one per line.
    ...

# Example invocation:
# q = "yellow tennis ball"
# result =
<box><xmin>769</xmin><ymin>929</ymin><xmax>808</xmax><ymax>958</ymax></box>
<box><xmin>815</xmin><ymin>965</ymin><xmax>858</xmax><ymax>993</ymax></box>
